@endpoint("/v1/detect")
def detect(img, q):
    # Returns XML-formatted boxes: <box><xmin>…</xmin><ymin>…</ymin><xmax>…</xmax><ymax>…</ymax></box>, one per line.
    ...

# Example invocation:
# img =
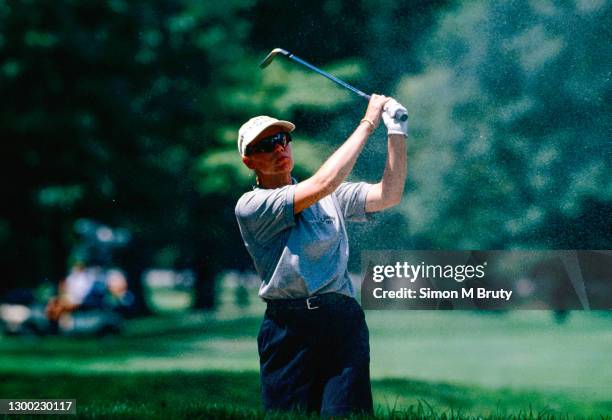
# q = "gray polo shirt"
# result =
<box><xmin>235</xmin><ymin>181</ymin><xmax>372</xmax><ymax>300</ymax></box>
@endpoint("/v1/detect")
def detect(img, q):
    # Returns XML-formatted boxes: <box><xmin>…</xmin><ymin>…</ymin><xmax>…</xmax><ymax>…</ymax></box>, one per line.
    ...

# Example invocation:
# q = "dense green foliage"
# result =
<box><xmin>397</xmin><ymin>0</ymin><xmax>611</xmax><ymax>249</ymax></box>
<box><xmin>0</xmin><ymin>0</ymin><xmax>259</xmax><ymax>302</ymax></box>
<box><xmin>0</xmin><ymin>0</ymin><xmax>609</xmax><ymax>300</ymax></box>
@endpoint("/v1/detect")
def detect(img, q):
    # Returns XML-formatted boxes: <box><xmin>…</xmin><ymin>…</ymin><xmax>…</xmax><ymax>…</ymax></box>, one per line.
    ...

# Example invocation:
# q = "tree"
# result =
<box><xmin>0</xmin><ymin>0</ymin><xmax>256</xmax><ymax>309</ymax></box>
<box><xmin>388</xmin><ymin>0</ymin><xmax>611</xmax><ymax>249</ymax></box>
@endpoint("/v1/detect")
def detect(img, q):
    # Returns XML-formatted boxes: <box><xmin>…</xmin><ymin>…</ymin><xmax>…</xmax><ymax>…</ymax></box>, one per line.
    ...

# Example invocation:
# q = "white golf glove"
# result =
<box><xmin>382</xmin><ymin>99</ymin><xmax>408</xmax><ymax>136</ymax></box>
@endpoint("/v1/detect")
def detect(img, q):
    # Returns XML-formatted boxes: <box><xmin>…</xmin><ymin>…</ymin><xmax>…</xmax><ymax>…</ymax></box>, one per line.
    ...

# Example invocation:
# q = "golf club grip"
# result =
<box><xmin>383</xmin><ymin>100</ymin><xmax>409</xmax><ymax>122</ymax></box>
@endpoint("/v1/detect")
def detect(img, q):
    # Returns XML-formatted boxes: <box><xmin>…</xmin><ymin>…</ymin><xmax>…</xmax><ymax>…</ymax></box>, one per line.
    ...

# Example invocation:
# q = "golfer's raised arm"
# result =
<box><xmin>293</xmin><ymin>94</ymin><xmax>390</xmax><ymax>214</ymax></box>
<box><xmin>365</xmin><ymin>99</ymin><xmax>408</xmax><ymax>212</ymax></box>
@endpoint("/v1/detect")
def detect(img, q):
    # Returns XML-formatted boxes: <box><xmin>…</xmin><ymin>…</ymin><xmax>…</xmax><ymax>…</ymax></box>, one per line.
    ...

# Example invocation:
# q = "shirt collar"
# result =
<box><xmin>252</xmin><ymin>176</ymin><xmax>298</xmax><ymax>190</ymax></box>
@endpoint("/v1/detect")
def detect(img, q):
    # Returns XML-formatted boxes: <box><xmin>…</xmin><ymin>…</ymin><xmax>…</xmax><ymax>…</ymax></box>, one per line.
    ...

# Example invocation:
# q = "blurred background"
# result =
<box><xmin>0</xmin><ymin>0</ymin><xmax>611</xmax><ymax>417</ymax></box>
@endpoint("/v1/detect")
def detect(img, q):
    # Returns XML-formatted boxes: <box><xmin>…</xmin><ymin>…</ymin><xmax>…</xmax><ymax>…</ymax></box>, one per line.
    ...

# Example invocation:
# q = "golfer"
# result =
<box><xmin>235</xmin><ymin>94</ymin><xmax>407</xmax><ymax>416</ymax></box>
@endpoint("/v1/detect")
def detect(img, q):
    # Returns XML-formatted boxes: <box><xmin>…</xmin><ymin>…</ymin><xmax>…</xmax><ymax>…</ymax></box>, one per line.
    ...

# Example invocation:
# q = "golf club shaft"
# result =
<box><xmin>285</xmin><ymin>52</ymin><xmax>371</xmax><ymax>100</ymax></box>
<box><xmin>261</xmin><ymin>48</ymin><xmax>408</xmax><ymax>121</ymax></box>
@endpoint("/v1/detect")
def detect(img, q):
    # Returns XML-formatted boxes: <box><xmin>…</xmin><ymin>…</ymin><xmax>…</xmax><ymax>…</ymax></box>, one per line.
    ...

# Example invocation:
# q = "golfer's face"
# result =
<box><xmin>246</xmin><ymin>127</ymin><xmax>294</xmax><ymax>175</ymax></box>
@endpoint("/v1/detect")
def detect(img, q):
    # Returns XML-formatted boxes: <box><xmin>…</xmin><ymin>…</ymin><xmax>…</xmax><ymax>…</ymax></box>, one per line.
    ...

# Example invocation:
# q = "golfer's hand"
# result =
<box><xmin>382</xmin><ymin>98</ymin><xmax>408</xmax><ymax>136</ymax></box>
<box><xmin>363</xmin><ymin>94</ymin><xmax>390</xmax><ymax>130</ymax></box>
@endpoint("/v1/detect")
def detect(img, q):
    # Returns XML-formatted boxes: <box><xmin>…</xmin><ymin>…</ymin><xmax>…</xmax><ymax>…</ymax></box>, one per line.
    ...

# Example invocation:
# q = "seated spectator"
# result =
<box><xmin>45</xmin><ymin>264</ymin><xmax>124</xmax><ymax>321</ymax></box>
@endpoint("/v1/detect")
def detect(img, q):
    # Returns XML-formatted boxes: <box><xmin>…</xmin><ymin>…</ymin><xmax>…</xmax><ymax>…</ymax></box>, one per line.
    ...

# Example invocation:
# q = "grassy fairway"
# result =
<box><xmin>1</xmin><ymin>372</ymin><xmax>611</xmax><ymax>419</ymax></box>
<box><xmin>368</xmin><ymin>311</ymin><xmax>612</xmax><ymax>398</ymax></box>
<box><xmin>1</xmin><ymin>297</ymin><xmax>611</xmax><ymax>417</ymax></box>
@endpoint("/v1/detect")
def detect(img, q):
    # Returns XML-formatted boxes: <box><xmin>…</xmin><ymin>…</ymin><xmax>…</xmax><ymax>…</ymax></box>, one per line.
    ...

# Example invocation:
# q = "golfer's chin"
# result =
<box><xmin>275</xmin><ymin>158</ymin><xmax>293</xmax><ymax>172</ymax></box>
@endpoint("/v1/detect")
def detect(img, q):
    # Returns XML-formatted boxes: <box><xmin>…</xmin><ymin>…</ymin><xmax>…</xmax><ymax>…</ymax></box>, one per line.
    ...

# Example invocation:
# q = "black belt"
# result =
<box><xmin>264</xmin><ymin>292</ymin><xmax>352</xmax><ymax>310</ymax></box>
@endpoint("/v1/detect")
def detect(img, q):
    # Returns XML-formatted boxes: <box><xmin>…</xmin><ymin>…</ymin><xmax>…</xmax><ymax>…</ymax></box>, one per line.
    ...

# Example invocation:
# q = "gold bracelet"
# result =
<box><xmin>360</xmin><ymin>118</ymin><xmax>375</xmax><ymax>133</ymax></box>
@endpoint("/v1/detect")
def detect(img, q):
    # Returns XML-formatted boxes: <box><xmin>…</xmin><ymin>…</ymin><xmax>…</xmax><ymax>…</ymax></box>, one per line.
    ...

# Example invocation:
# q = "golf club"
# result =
<box><xmin>260</xmin><ymin>48</ymin><xmax>408</xmax><ymax>122</ymax></box>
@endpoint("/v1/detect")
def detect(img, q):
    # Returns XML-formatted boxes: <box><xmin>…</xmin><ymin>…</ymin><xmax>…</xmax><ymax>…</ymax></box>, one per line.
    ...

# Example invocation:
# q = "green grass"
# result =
<box><xmin>1</xmin><ymin>284</ymin><xmax>611</xmax><ymax>418</ymax></box>
<box><xmin>1</xmin><ymin>372</ymin><xmax>610</xmax><ymax>419</ymax></box>
<box><xmin>368</xmin><ymin>311</ymin><xmax>612</xmax><ymax>399</ymax></box>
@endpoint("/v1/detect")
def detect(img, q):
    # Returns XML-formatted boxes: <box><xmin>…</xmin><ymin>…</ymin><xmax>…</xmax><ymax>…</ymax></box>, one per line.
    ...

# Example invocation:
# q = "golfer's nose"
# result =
<box><xmin>273</xmin><ymin>142</ymin><xmax>285</xmax><ymax>153</ymax></box>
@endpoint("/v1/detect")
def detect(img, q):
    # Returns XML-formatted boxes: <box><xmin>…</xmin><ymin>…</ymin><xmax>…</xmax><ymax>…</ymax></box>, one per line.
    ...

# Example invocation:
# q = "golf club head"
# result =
<box><xmin>259</xmin><ymin>48</ymin><xmax>290</xmax><ymax>68</ymax></box>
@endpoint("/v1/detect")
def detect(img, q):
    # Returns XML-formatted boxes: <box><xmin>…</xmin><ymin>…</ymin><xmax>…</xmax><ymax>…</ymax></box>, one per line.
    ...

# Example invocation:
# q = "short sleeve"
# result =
<box><xmin>333</xmin><ymin>182</ymin><xmax>373</xmax><ymax>222</ymax></box>
<box><xmin>235</xmin><ymin>185</ymin><xmax>296</xmax><ymax>245</ymax></box>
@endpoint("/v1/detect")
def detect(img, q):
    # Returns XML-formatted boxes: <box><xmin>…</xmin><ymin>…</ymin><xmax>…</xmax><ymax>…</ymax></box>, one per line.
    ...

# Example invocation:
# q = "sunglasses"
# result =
<box><xmin>246</xmin><ymin>132</ymin><xmax>292</xmax><ymax>155</ymax></box>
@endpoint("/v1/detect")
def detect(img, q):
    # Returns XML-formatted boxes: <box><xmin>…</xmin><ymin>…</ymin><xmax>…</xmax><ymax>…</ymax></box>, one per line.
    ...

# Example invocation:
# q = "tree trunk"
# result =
<box><xmin>193</xmin><ymin>259</ymin><xmax>216</xmax><ymax>310</ymax></box>
<box><xmin>116</xmin><ymin>237</ymin><xmax>153</xmax><ymax>317</ymax></box>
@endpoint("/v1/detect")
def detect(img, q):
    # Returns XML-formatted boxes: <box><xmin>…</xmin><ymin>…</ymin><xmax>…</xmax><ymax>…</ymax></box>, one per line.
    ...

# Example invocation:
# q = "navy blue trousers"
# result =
<box><xmin>257</xmin><ymin>294</ymin><xmax>373</xmax><ymax>416</ymax></box>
